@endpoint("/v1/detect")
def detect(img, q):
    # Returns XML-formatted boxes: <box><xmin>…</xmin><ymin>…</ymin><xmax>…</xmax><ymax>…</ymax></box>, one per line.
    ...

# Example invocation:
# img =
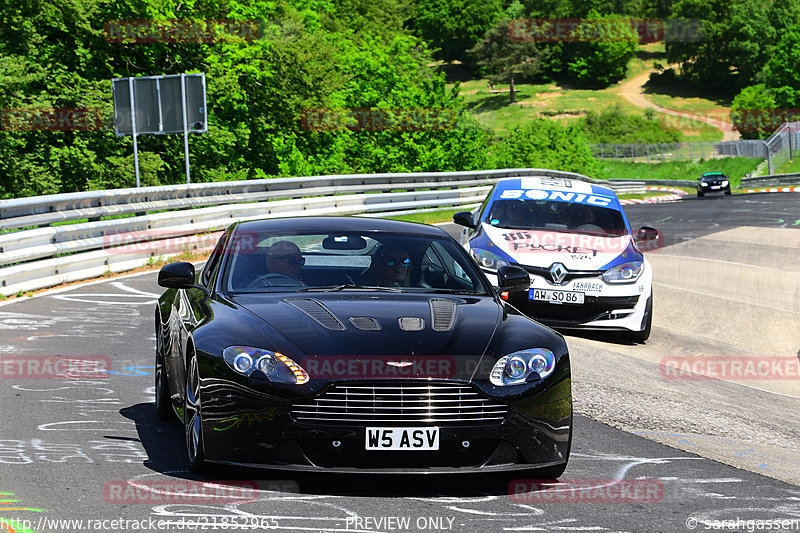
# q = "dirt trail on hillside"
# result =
<box><xmin>617</xmin><ymin>70</ymin><xmax>740</xmax><ymax>141</ymax></box>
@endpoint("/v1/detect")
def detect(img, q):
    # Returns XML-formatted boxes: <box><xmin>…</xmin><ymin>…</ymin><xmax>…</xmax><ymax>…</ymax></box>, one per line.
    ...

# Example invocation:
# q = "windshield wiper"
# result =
<box><xmin>298</xmin><ymin>284</ymin><xmax>404</xmax><ymax>293</ymax></box>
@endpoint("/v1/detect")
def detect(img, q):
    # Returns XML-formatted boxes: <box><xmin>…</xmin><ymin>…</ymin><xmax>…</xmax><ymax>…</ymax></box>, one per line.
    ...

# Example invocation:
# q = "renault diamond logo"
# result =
<box><xmin>386</xmin><ymin>361</ymin><xmax>413</xmax><ymax>368</ymax></box>
<box><xmin>549</xmin><ymin>263</ymin><xmax>568</xmax><ymax>284</ymax></box>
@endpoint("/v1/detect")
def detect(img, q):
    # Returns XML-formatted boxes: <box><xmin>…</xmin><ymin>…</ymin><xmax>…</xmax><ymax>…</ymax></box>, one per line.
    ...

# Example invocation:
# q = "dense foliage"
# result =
<box><xmin>729</xmin><ymin>21</ymin><xmax>800</xmax><ymax>138</ymax></box>
<box><xmin>666</xmin><ymin>0</ymin><xmax>800</xmax><ymax>93</ymax></box>
<box><xmin>0</xmin><ymin>0</ymin><xmax>492</xmax><ymax>198</ymax></box>
<box><xmin>491</xmin><ymin>118</ymin><xmax>599</xmax><ymax>175</ymax></box>
<box><xmin>582</xmin><ymin>104</ymin><xmax>683</xmax><ymax>143</ymax></box>
<box><xmin>2</xmin><ymin>0</ymin><xmax>781</xmax><ymax>198</ymax></box>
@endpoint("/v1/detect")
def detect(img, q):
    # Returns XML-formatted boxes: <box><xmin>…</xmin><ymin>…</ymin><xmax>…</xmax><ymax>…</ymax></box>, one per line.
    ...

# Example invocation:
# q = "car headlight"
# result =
<box><xmin>489</xmin><ymin>349</ymin><xmax>556</xmax><ymax>386</ymax></box>
<box><xmin>700</xmin><ymin>182</ymin><xmax>708</xmax><ymax>187</ymax></box>
<box><xmin>223</xmin><ymin>346</ymin><xmax>309</xmax><ymax>384</ymax></box>
<box><xmin>721</xmin><ymin>180</ymin><xmax>729</xmax><ymax>186</ymax></box>
<box><xmin>470</xmin><ymin>249</ymin><xmax>508</xmax><ymax>271</ymax></box>
<box><xmin>602</xmin><ymin>261</ymin><xmax>643</xmax><ymax>284</ymax></box>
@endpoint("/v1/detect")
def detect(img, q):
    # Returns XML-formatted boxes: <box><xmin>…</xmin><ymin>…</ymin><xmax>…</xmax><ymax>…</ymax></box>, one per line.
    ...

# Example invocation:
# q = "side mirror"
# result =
<box><xmin>158</xmin><ymin>262</ymin><xmax>210</xmax><ymax>296</ymax></box>
<box><xmin>635</xmin><ymin>226</ymin><xmax>663</xmax><ymax>252</ymax></box>
<box><xmin>497</xmin><ymin>265</ymin><xmax>530</xmax><ymax>291</ymax></box>
<box><xmin>453</xmin><ymin>211</ymin><xmax>476</xmax><ymax>229</ymax></box>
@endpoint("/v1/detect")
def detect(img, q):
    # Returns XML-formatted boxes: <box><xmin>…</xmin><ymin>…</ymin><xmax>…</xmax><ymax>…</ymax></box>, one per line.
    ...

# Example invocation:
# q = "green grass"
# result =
<box><xmin>616</xmin><ymin>188</ymin><xmax>695</xmax><ymax>200</ymax></box>
<box><xmin>387</xmin><ymin>208</ymin><xmax>466</xmax><ymax>224</ymax></box>
<box><xmin>776</xmin><ymin>157</ymin><xmax>800</xmax><ymax>174</ymax></box>
<box><xmin>645</xmin><ymin>92</ymin><xmax>731</xmax><ymax>117</ymax></box>
<box><xmin>597</xmin><ymin>157</ymin><xmax>761</xmax><ymax>187</ymax></box>
<box><xmin>457</xmin><ymin>80</ymin><xmax>643</xmax><ymax>134</ymax></box>
<box><xmin>451</xmin><ymin>42</ymin><xmax>728</xmax><ymax>142</ymax></box>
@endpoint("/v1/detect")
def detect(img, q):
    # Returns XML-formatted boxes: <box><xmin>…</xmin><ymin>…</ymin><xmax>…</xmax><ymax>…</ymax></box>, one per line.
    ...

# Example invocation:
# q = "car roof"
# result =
<box><xmin>229</xmin><ymin>216</ymin><xmax>450</xmax><ymax>237</ymax></box>
<box><xmin>490</xmin><ymin>176</ymin><xmax>621</xmax><ymax>209</ymax></box>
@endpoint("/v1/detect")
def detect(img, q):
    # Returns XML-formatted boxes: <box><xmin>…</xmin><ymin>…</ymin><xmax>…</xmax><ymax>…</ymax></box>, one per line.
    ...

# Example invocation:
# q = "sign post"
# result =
<box><xmin>127</xmin><ymin>78</ymin><xmax>140</xmax><ymax>187</ymax></box>
<box><xmin>112</xmin><ymin>73</ymin><xmax>207</xmax><ymax>186</ymax></box>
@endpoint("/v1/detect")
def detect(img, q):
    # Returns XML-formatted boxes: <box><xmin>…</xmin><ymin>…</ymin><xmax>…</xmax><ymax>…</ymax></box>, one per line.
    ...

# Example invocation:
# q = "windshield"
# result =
<box><xmin>484</xmin><ymin>199</ymin><xmax>627</xmax><ymax>236</ymax></box>
<box><xmin>223</xmin><ymin>230</ymin><xmax>490</xmax><ymax>295</ymax></box>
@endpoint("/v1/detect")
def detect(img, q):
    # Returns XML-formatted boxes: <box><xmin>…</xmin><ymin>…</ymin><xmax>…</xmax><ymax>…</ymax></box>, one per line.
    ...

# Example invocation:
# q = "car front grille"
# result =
<box><xmin>291</xmin><ymin>382</ymin><xmax>507</xmax><ymax>426</ymax></box>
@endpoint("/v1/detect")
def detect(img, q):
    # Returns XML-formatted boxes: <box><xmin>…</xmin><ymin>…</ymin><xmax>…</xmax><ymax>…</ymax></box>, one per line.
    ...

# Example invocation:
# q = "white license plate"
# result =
<box><xmin>711</xmin><ymin>186</ymin><xmax>720</xmax><ymax>190</ymax></box>
<box><xmin>365</xmin><ymin>427</ymin><xmax>439</xmax><ymax>451</ymax></box>
<box><xmin>529</xmin><ymin>288</ymin><xmax>585</xmax><ymax>304</ymax></box>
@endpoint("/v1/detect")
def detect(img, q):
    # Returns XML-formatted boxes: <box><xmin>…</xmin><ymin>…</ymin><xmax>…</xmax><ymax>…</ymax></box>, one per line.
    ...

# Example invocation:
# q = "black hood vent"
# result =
<box><xmin>429</xmin><ymin>299</ymin><xmax>457</xmax><ymax>332</ymax></box>
<box><xmin>348</xmin><ymin>316</ymin><xmax>381</xmax><ymax>331</ymax></box>
<box><xmin>283</xmin><ymin>298</ymin><xmax>346</xmax><ymax>330</ymax></box>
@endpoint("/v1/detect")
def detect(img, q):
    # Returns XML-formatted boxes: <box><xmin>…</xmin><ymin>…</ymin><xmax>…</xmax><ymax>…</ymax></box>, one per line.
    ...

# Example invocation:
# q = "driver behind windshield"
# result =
<box><xmin>267</xmin><ymin>240</ymin><xmax>305</xmax><ymax>281</ymax></box>
<box><xmin>488</xmin><ymin>200</ymin><xmax>532</xmax><ymax>228</ymax></box>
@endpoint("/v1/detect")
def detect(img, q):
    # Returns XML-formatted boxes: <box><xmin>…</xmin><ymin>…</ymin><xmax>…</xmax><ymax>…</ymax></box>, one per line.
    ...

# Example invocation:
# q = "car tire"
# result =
<box><xmin>628</xmin><ymin>295</ymin><xmax>652</xmax><ymax>343</ymax></box>
<box><xmin>184</xmin><ymin>354</ymin><xmax>208</xmax><ymax>474</ymax></box>
<box><xmin>154</xmin><ymin>327</ymin><xmax>173</xmax><ymax>422</ymax></box>
<box><xmin>724</xmin><ymin>190</ymin><xmax>731</xmax><ymax>196</ymax></box>
<box><xmin>697</xmin><ymin>191</ymin><xmax>704</xmax><ymax>198</ymax></box>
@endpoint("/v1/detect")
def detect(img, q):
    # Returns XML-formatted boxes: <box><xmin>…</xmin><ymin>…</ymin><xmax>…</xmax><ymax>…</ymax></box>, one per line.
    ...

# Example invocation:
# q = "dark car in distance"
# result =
<box><xmin>697</xmin><ymin>172</ymin><xmax>731</xmax><ymax>197</ymax></box>
<box><xmin>155</xmin><ymin>217</ymin><xmax>572</xmax><ymax>476</ymax></box>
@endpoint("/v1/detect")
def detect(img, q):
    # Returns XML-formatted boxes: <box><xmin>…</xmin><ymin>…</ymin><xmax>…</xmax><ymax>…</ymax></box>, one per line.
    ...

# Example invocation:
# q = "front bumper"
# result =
<box><xmin>198</xmin><ymin>376</ymin><xmax>572</xmax><ymax>473</ymax></box>
<box><xmin>698</xmin><ymin>184</ymin><xmax>730</xmax><ymax>194</ymax></box>
<box><xmin>488</xmin><ymin>269</ymin><xmax>651</xmax><ymax>333</ymax></box>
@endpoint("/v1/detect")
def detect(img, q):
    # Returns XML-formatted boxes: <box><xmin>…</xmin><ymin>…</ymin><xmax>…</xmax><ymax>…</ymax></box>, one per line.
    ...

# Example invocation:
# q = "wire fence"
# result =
<box><xmin>590</xmin><ymin>141</ymin><xmax>767</xmax><ymax>163</ymax></box>
<box><xmin>764</xmin><ymin>122</ymin><xmax>800</xmax><ymax>173</ymax></box>
<box><xmin>590</xmin><ymin>122</ymin><xmax>800</xmax><ymax>175</ymax></box>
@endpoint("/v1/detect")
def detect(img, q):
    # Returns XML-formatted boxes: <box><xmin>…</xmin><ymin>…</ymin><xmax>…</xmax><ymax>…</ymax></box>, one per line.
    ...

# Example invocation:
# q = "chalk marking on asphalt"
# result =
<box><xmin>111</xmin><ymin>282</ymin><xmax>161</xmax><ymax>298</ymax></box>
<box><xmin>0</xmin><ymin>267</ymin><xmax>171</xmax><ymax>308</ymax></box>
<box><xmin>36</xmin><ymin>420</ymin><xmax>136</xmax><ymax>431</ymax></box>
<box><xmin>51</xmin><ymin>293</ymin><xmax>156</xmax><ymax>305</ymax></box>
<box><xmin>651</xmin><ymin>477</ymin><xmax>743</xmax><ymax>483</ymax></box>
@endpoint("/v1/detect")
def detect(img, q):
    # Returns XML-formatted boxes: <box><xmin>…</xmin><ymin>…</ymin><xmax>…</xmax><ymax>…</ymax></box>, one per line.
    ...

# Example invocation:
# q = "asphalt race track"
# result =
<box><xmin>1</xmin><ymin>193</ymin><xmax>799</xmax><ymax>533</ymax></box>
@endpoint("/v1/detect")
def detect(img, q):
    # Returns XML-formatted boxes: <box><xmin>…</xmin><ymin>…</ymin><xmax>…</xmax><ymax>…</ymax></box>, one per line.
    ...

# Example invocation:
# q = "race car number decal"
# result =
<box><xmin>499</xmin><ymin>189</ymin><xmax>612</xmax><ymax>207</ymax></box>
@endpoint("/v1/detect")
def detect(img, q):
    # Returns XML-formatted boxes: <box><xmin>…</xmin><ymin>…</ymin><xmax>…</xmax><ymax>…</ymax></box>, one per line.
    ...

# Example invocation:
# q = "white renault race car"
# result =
<box><xmin>453</xmin><ymin>176</ymin><xmax>659</xmax><ymax>342</ymax></box>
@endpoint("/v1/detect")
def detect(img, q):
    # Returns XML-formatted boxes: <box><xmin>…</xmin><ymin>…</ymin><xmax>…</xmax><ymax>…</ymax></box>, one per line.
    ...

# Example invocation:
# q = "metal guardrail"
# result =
<box><xmin>0</xmin><ymin>169</ymin><xmax>691</xmax><ymax>297</ymax></box>
<box><xmin>741</xmin><ymin>173</ymin><xmax>800</xmax><ymax>189</ymax></box>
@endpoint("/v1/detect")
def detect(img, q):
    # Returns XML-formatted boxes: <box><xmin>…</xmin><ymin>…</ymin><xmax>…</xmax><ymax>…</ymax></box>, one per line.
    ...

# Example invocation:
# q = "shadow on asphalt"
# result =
<box><xmin>120</xmin><ymin>402</ymin><xmax>566</xmax><ymax>498</ymax></box>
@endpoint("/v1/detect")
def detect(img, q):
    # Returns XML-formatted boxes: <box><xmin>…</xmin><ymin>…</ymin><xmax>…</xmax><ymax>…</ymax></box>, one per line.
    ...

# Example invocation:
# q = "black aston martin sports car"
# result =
<box><xmin>155</xmin><ymin>216</ymin><xmax>571</xmax><ymax>475</ymax></box>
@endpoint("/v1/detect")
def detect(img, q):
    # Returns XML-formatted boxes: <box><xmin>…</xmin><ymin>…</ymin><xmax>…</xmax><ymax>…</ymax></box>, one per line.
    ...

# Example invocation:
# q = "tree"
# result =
<box><xmin>468</xmin><ymin>17</ymin><xmax>544</xmax><ymax>103</ymax></box>
<box><xmin>667</xmin><ymin>0</ymin><xmax>800</xmax><ymax>92</ymax></box>
<box><xmin>562</xmin><ymin>14</ymin><xmax>639</xmax><ymax>87</ymax></box>
<box><xmin>412</xmin><ymin>0</ymin><xmax>504</xmax><ymax>63</ymax></box>
<box><xmin>763</xmin><ymin>24</ymin><xmax>800</xmax><ymax>103</ymax></box>
<box><xmin>730</xmin><ymin>84</ymin><xmax>778</xmax><ymax>139</ymax></box>
<box><xmin>490</xmin><ymin>118</ymin><xmax>599</xmax><ymax>175</ymax></box>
